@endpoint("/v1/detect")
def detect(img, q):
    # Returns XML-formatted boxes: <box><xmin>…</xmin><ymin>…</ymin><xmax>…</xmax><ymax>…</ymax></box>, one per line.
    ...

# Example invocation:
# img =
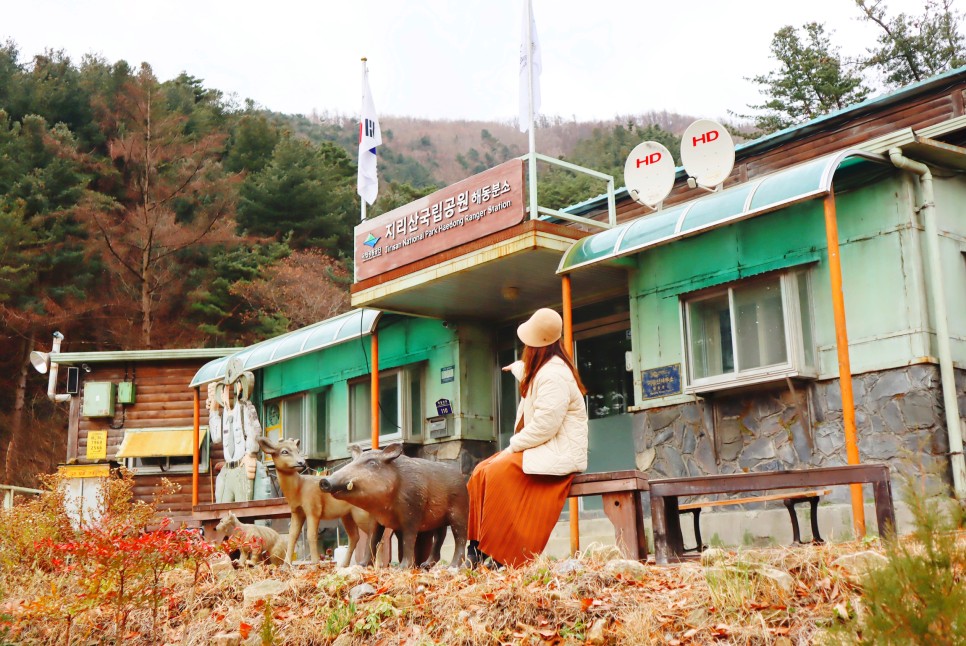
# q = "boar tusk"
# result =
<box><xmin>346</xmin><ymin>480</ymin><xmax>354</xmax><ymax>491</ymax></box>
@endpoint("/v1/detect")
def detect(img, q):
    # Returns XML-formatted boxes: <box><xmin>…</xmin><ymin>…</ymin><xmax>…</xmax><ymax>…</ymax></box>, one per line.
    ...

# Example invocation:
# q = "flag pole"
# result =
<box><xmin>526</xmin><ymin>0</ymin><xmax>538</xmax><ymax>221</ymax></box>
<box><xmin>360</xmin><ymin>57</ymin><xmax>368</xmax><ymax>223</ymax></box>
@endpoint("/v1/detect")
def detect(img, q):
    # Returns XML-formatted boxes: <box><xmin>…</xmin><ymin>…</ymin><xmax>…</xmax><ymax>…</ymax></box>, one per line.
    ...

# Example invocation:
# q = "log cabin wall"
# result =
<box><xmin>69</xmin><ymin>359</ymin><xmax>214</xmax><ymax>513</ymax></box>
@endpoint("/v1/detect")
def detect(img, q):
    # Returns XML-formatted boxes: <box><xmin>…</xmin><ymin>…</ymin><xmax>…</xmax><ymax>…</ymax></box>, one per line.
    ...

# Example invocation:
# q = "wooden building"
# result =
<box><xmin>48</xmin><ymin>348</ymin><xmax>235</xmax><ymax>517</ymax></box>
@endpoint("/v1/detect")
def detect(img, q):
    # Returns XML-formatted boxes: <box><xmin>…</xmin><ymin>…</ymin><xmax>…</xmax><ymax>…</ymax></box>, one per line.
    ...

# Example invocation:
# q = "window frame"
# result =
<box><xmin>681</xmin><ymin>270</ymin><xmax>816</xmax><ymax>394</ymax></box>
<box><xmin>123</xmin><ymin>430</ymin><xmax>210</xmax><ymax>475</ymax></box>
<box><xmin>348</xmin><ymin>364</ymin><xmax>424</xmax><ymax>449</ymax></box>
<box><xmin>263</xmin><ymin>389</ymin><xmax>329</xmax><ymax>459</ymax></box>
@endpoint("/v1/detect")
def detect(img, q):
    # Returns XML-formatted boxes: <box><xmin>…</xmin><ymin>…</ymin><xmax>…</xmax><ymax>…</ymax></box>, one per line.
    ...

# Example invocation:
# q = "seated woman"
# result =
<box><xmin>466</xmin><ymin>308</ymin><xmax>589</xmax><ymax>568</ymax></box>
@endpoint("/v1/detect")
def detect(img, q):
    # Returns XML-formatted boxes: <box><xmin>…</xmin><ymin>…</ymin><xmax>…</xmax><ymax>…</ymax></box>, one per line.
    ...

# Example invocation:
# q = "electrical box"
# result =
<box><xmin>117</xmin><ymin>382</ymin><xmax>136</xmax><ymax>404</ymax></box>
<box><xmin>426</xmin><ymin>416</ymin><xmax>452</xmax><ymax>439</ymax></box>
<box><xmin>83</xmin><ymin>382</ymin><xmax>116</xmax><ymax>418</ymax></box>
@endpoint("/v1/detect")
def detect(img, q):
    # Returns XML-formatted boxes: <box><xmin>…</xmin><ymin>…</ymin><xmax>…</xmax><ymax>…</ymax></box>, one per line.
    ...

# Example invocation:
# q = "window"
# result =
<box><xmin>349</xmin><ymin>365</ymin><xmax>424</xmax><ymax>445</ymax></box>
<box><xmin>265</xmin><ymin>390</ymin><xmax>328</xmax><ymax>458</ymax></box>
<box><xmin>683</xmin><ymin>271</ymin><xmax>815</xmax><ymax>393</ymax></box>
<box><xmin>119</xmin><ymin>428</ymin><xmax>209</xmax><ymax>474</ymax></box>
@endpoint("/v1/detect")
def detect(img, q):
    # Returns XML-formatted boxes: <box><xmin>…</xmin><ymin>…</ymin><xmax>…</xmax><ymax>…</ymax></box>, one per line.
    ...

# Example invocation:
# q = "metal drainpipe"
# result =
<box><xmin>47</xmin><ymin>332</ymin><xmax>71</xmax><ymax>403</ymax></box>
<box><xmin>888</xmin><ymin>148</ymin><xmax>966</xmax><ymax>500</ymax></box>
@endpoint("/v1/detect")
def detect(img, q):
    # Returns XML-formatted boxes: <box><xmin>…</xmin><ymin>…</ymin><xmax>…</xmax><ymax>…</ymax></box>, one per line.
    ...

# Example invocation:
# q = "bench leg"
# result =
<box><xmin>651</xmin><ymin>495</ymin><xmax>683</xmax><ymax>565</ymax></box>
<box><xmin>678</xmin><ymin>509</ymin><xmax>703</xmax><ymax>553</ymax></box>
<box><xmin>601</xmin><ymin>492</ymin><xmax>644</xmax><ymax>560</ymax></box>
<box><xmin>783</xmin><ymin>498</ymin><xmax>803</xmax><ymax>544</ymax></box>
<box><xmin>808</xmin><ymin>496</ymin><xmax>824</xmax><ymax>543</ymax></box>
<box><xmin>784</xmin><ymin>496</ymin><xmax>823</xmax><ymax>544</ymax></box>
<box><xmin>873</xmin><ymin>478</ymin><xmax>896</xmax><ymax>539</ymax></box>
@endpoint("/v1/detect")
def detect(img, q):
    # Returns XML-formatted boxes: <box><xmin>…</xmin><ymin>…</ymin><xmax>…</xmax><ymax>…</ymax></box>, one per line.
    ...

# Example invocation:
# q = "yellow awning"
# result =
<box><xmin>115</xmin><ymin>427</ymin><xmax>207</xmax><ymax>459</ymax></box>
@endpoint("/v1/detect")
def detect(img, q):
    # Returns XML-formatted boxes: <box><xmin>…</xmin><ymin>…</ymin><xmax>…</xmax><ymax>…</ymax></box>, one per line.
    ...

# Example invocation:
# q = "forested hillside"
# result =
<box><xmin>0</xmin><ymin>43</ymin><xmax>705</xmax><ymax>485</ymax></box>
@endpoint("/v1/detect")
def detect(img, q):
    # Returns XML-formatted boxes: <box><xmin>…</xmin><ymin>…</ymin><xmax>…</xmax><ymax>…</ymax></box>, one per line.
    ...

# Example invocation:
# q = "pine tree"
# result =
<box><xmin>742</xmin><ymin>23</ymin><xmax>870</xmax><ymax>134</ymax></box>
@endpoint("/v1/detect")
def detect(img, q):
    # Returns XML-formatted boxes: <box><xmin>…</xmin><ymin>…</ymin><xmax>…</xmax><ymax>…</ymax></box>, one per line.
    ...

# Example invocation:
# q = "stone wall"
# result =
<box><xmin>633</xmin><ymin>364</ymin><xmax>957</xmax><ymax>507</ymax></box>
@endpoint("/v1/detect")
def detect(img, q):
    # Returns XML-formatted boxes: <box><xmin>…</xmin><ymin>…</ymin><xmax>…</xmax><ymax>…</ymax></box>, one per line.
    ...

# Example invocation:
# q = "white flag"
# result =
<box><xmin>518</xmin><ymin>0</ymin><xmax>541</xmax><ymax>133</ymax></box>
<box><xmin>357</xmin><ymin>65</ymin><xmax>382</xmax><ymax>208</ymax></box>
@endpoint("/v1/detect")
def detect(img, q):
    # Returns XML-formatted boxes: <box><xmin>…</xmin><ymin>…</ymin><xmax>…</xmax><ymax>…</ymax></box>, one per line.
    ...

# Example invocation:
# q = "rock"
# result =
<box><xmin>585</xmin><ymin>618</ymin><xmax>608</xmax><ymax>645</ymax></box>
<box><xmin>209</xmin><ymin>553</ymin><xmax>235</xmax><ymax>580</ymax></box>
<box><xmin>553</xmin><ymin>558</ymin><xmax>586</xmax><ymax>575</ymax></box>
<box><xmin>349</xmin><ymin>582</ymin><xmax>377</xmax><ymax>602</ymax></box>
<box><xmin>243</xmin><ymin>579</ymin><xmax>288</xmax><ymax>604</ymax></box>
<box><xmin>699</xmin><ymin>547</ymin><xmax>727</xmax><ymax>566</ymax></box>
<box><xmin>603</xmin><ymin>559</ymin><xmax>647</xmax><ymax>580</ymax></box>
<box><xmin>211</xmin><ymin>632</ymin><xmax>242</xmax><ymax>646</ymax></box>
<box><xmin>636</xmin><ymin>448</ymin><xmax>656</xmax><ymax>471</ymax></box>
<box><xmin>757</xmin><ymin>566</ymin><xmax>795</xmax><ymax>595</ymax></box>
<box><xmin>832</xmin><ymin>550</ymin><xmax>889</xmax><ymax>577</ymax></box>
<box><xmin>581</xmin><ymin>544</ymin><xmax>623</xmax><ymax>562</ymax></box>
<box><xmin>332</xmin><ymin>634</ymin><xmax>354</xmax><ymax>646</ymax></box>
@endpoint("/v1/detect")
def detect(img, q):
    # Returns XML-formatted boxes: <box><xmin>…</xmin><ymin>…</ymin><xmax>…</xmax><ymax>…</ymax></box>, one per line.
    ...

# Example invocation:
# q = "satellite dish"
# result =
<box><xmin>681</xmin><ymin>119</ymin><xmax>735</xmax><ymax>189</ymax></box>
<box><xmin>624</xmin><ymin>141</ymin><xmax>675</xmax><ymax>208</ymax></box>
<box><xmin>29</xmin><ymin>351</ymin><xmax>50</xmax><ymax>374</ymax></box>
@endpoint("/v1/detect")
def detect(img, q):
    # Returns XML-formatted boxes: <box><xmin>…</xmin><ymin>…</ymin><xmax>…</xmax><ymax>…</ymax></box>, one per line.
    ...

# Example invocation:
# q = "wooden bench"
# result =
<box><xmin>649</xmin><ymin>464</ymin><xmax>896</xmax><ymax>565</ymax></box>
<box><xmin>569</xmin><ymin>470</ymin><xmax>649</xmax><ymax>561</ymax></box>
<box><xmin>160</xmin><ymin>497</ymin><xmax>292</xmax><ymax>535</ymax></box>
<box><xmin>678</xmin><ymin>488</ymin><xmax>832</xmax><ymax>552</ymax></box>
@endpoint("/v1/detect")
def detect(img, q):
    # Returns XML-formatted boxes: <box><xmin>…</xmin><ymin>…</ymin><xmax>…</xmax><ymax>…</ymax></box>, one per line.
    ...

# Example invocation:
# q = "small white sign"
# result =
<box><xmin>440</xmin><ymin>365</ymin><xmax>455</xmax><ymax>384</ymax></box>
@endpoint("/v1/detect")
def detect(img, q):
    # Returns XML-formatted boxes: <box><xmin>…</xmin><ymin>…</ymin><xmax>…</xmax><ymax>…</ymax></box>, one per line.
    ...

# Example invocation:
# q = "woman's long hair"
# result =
<box><xmin>519</xmin><ymin>339</ymin><xmax>587</xmax><ymax>398</ymax></box>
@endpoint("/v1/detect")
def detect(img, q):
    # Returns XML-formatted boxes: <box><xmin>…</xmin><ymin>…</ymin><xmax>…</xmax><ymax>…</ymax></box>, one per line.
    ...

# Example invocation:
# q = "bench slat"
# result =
<box><xmin>678</xmin><ymin>489</ymin><xmax>832</xmax><ymax>510</ymax></box>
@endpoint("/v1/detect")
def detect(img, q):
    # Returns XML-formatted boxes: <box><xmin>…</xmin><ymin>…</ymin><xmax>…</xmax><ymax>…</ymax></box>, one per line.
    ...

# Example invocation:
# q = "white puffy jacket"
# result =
<box><xmin>507</xmin><ymin>356</ymin><xmax>589</xmax><ymax>476</ymax></box>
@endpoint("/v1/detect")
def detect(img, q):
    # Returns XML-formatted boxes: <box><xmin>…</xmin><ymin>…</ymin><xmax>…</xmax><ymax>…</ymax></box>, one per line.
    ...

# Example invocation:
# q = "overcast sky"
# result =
<box><xmin>2</xmin><ymin>0</ymin><xmax>947</xmax><ymax>124</ymax></box>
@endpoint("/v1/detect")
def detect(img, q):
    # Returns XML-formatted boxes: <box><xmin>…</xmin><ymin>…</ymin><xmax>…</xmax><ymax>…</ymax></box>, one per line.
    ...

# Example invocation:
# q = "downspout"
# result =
<box><xmin>46</xmin><ymin>332</ymin><xmax>70</xmax><ymax>403</ymax></box>
<box><xmin>888</xmin><ymin>148</ymin><xmax>966</xmax><ymax>500</ymax></box>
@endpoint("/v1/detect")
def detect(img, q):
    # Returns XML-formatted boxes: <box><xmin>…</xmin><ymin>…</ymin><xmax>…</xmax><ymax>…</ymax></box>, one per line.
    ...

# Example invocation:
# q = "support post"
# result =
<box><xmin>192</xmin><ymin>387</ymin><xmax>200</xmax><ymax>507</ymax></box>
<box><xmin>562</xmin><ymin>274</ymin><xmax>580</xmax><ymax>555</ymax></box>
<box><xmin>371</xmin><ymin>334</ymin><xmax>380</xmax><ymax>449</ymax></box>
<box><xmin>823</xmin><ymin>191</ymin><xmax>866</xmax><ymax>537</ymax></box>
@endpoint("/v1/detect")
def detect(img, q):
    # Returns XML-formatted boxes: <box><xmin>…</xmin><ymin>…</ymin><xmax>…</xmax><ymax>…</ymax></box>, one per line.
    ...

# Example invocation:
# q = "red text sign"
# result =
<box><xmin>354</xmin><ymin>159</ymin><xmax>526</xmax><ymax>281</ymax></box>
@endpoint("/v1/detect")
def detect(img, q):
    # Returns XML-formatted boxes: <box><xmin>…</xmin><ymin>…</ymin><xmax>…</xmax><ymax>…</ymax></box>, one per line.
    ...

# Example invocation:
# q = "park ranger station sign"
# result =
<box><xmin>354</xmin><ymin>159</ymin><xmax>526</xmax><ymax>281</ymax></box>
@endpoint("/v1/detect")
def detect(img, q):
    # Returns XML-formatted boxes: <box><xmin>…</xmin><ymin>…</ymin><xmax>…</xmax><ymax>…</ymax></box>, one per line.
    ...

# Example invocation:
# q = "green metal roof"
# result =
<box><xmin>54</xmin><ymin>348</ymin><xmax>238</xmax><ymax>364</ymax></box>
<box><xmin>557</xmin><ymin>149</ymin><xmax>885</xmax><ymax>274</ymax></box>
<box><xmin>188</xmin><ymin>309</ymin><xmax>383</xmax><ymax>388</ymax></box>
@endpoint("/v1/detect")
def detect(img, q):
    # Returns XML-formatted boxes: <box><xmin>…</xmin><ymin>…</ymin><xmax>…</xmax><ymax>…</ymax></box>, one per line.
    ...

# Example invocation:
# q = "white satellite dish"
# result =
<box><xmin>681</xmin><ymin>119</ymin><xmax>735</xmax><ymax>190</ymax></box>
<box><xmin>624</xmin><ymin>141</ymin><xmax>675</xmax><ymax>208</ymax></box>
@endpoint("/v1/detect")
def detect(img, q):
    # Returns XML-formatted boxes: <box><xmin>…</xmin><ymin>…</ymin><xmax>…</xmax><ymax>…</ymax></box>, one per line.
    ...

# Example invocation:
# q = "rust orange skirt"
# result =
<box><xmin>466</xmin><ymin>450</ymin><xmax>574</xmax><ymax>568</ymax></box>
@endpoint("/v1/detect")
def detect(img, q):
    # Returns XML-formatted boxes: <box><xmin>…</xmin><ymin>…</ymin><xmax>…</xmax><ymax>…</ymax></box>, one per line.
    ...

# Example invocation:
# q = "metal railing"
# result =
<box><xmin>1</xmin><ymin>484</ymin><xmax>43</xmax><ymax>510</ymax></box>
<box><xmin>522</xmin><ymin>152</ymin><xmax>617</xmax><ymax>229</ymax></box>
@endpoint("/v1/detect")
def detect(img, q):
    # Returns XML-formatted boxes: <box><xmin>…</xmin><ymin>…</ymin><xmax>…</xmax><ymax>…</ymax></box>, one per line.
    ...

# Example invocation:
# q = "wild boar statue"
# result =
<box><xmin>319</xmin><ymin>443</ymin><xmax>468</xmax><ymax>568</ymax></box>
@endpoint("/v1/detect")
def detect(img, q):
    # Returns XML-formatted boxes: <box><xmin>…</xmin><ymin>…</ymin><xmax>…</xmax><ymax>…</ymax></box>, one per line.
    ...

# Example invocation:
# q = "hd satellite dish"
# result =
<box><xmin>681</xmin><ymin>119</ymin><xmax>735</xmax><ymax>191</ymax></box>
<box><xmin>624</xmin><ymin>141</ymin><xmax>675</xmax><ymax>209</ymax></box>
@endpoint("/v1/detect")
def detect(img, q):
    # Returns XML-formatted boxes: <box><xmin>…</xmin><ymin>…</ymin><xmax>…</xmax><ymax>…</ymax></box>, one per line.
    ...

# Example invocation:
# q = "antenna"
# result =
<box><xmin>681</xmin><ymin>119</ymin><xmax>735</xmax><ymax>193</ymax></box>
<box><xmin>624</xmin><ymin>141</ymin><xmax>675</xmax><ymax>210</ymax></box>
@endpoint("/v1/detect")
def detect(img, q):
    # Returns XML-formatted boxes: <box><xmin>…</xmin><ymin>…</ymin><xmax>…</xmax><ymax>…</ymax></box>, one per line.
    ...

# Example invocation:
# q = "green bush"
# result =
<box><xmin>827</xmin><ymin>476</ymin><xmax>966</xmax><ymax>645</ymax></box>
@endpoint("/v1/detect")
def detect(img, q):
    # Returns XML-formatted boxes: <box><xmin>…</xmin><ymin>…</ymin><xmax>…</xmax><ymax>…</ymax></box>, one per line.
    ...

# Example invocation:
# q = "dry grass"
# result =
<box><xmin>0</xmin><ymin>539</ymin><xmax>884</xmax><ymax>645</ymax></box>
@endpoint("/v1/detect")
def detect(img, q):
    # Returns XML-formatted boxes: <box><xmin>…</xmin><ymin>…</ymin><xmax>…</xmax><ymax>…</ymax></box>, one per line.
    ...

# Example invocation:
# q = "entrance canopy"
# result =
<box><xmin>350</xmin><ymin>220</ymin><xmax>628</xmax><ymax>322</ymax></box>
<box><xmin>188</xmin><ymin>309</ymin><xmax>382</xmax><ymax>388</ymax></box>
<box><xmin>557</xmin><ymin>149</ymin><xmax>887</xmax><ymax>274</ymax></box>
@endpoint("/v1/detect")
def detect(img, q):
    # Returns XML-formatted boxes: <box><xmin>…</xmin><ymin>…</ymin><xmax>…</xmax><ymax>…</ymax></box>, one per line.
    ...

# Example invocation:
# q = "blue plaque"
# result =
<box><xmin>435</xmin><ymin>398</ymin><xmax>453</xmax><ymax>416</ymax></box>
<box><xmin>642</xmin><ymin>364</ymin><xmax>682</xmax><ymax>398</ymax></box>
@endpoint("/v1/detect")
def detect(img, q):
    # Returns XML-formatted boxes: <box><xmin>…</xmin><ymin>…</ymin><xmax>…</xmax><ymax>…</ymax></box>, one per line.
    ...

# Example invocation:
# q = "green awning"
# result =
<box><xmin>188</xmin><ymin>309</ymin><xmax>383</xmax><ymax>387</ymax></box>
<box><xmin>557</xmin><ymin>149</ymin><xmax>886</xmax><ymax>274</ymax></box>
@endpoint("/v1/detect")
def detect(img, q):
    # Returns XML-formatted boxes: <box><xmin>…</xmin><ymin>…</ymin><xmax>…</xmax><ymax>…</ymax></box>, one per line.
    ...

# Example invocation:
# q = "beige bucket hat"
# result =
<box><xmin>517</xmin><ymin>308</ymin><xmax>563</xmax><ymax>348</ymax></box>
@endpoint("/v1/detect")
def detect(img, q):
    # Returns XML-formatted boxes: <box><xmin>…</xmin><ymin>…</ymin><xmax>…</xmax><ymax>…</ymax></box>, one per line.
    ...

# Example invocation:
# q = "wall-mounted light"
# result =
<box><xmin>501</xmin><ymin>285</ymin><xmax>520</xmax><ymax>301</ymax></box>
